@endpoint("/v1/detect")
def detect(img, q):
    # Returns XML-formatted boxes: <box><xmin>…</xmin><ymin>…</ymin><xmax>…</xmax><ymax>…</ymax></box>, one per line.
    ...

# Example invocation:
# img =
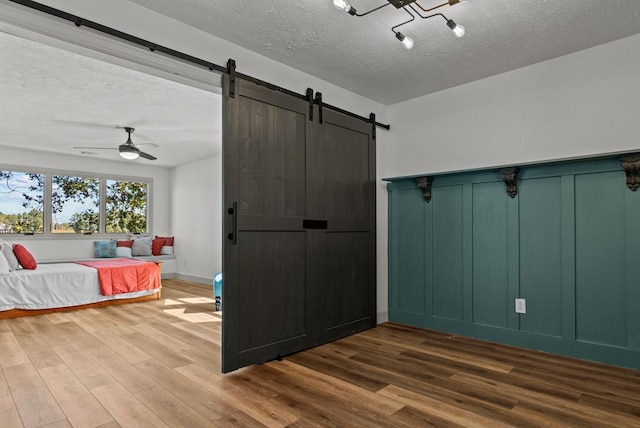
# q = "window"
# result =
<box><xmin>52</xmin><ymin>175</ymin><xmax>100</xmax><ymax>234</ymax></box>
<box><xmin>106</xmin><ymin>179</ymin><xmax>148</xmax><ymax>234</ymax></box>
<box><xmin>0</xmin><ymin>171</ymin><xmax>44</xmax><ymax>234</ymax></box>
<box><xmin>0</xmin><ymin>169</ymin><xmax>149</xmax><ymax>236</ymax></box>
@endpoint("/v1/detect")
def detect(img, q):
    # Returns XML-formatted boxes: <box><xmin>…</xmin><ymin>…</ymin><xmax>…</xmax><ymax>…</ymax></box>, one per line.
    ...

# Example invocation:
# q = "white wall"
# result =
<box><xmin>170</xmin><ymin>155</ymin><xmax>222</xmax><ymax>284</ymax></box>
<box><xmin>382</xmin><ymin>33</ymin><xmax>640</xmax><ymax>179</ymax></box>
<box><xmin>0</xmin><ymin>146</ymin><xmax>171</xmax><ymax>261</ymax></box>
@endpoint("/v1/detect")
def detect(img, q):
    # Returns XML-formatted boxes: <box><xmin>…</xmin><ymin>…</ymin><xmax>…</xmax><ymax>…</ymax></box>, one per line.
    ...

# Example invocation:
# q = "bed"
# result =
<box><xmin>0</xmin><ymin>259</ymin><xmax>162</xmax><ymax>320</ymax></box>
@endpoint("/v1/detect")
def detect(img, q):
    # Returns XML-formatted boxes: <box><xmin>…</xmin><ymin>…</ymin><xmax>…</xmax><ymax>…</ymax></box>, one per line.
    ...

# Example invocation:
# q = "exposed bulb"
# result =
<box><xmin>395</xmin><ymin>32</ymin><xmax>414</xmax><ymax>50</ymax></box>
<box><xmin>401</xmin><ymin>36</ymin><xmax>414</xmax><ymax>49</ymax></box>
<box><xmin>333</xmin><ymin>0</ymin><xmax>356</xmax><ymax>15</ymax></box>
<box><xmin>446</xmin><ymin>19</ymin><xmax>465</xmax><ymax>37</ymax></box>
<box><xmin>333</xmin><ymin>0</ymin><xmax>349</xmax><ymax>11</ymax></box>
<box><xmin>452</xmin><ymin>24</ymin><xmax>465</xmax><ymax>37</ymax></box>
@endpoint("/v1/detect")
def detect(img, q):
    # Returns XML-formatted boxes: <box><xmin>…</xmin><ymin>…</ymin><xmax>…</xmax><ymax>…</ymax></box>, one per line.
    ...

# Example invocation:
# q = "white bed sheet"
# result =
<box><xmin>0</xmin><ymin>263</ymin><xmax>158</xmax><ymax>311</ymax></box>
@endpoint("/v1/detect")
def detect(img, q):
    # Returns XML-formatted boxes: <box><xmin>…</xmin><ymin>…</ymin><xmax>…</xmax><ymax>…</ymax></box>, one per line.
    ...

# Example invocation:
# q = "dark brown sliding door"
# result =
<box><xmin>222</xmin><ymin>75</ymin><xmax>376</xmax><ymax>372</ymax></box>
<box><xmin>310</xmin><ymin>109</ymin><xmax>377</xmax><ymax>342</ymax></box>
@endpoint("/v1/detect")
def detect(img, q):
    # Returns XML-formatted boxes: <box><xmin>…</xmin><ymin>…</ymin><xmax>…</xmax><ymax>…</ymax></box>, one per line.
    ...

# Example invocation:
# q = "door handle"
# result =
<box><xmin>227</xmin><ymin>202</ymin><xmax>238</xmax><ymax>245</ymax></box>
<box><xmin>303</xmin><ymin>219</ymin><xmax>328</xmax><ymax>229</ymax></box>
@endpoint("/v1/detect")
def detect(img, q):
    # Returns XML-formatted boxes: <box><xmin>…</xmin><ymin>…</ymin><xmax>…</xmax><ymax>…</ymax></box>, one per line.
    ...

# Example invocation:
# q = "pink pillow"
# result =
<box><xmin>13</xmin><ymin>244</ymin><xmax>37</xmax><ymax>270</ymax></box>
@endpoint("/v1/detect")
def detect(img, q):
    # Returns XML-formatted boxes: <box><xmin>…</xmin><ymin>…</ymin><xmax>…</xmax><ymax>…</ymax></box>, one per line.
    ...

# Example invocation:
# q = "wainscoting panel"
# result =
<box><xmin>518</xmin><ymin>176</ymin><xmax>563</xmax><ymax>337</ymax></box>
<box><xmin>472</xmin><ymin>182</ymin><xmax>509</xmax><ymax>328</ymax></box>
<box><xmin>387</xmin><ymin>157</ymin><xmax>640</xmax><ymax>369</ymax></box>
<box><xmin>393</xmin><ymin>188</ymin><xmax>426</xmax><ymax>314</ymax></box>
<box><xmin>575</xmin><ymin>171</ymin><xmax>627</xmax><ymax>347</ymax></box>
<box><xmin>432</xmin><ymin>185</ymin><xmax>464</xmax><ymax>321</ymax></box>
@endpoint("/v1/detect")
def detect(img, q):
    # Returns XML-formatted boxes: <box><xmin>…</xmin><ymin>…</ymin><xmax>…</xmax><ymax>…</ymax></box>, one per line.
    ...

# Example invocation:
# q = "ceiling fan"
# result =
<box><xmin>74</xmin><ymin>127</ymin><xmax>157</xmax><ymax>160</ymax></box>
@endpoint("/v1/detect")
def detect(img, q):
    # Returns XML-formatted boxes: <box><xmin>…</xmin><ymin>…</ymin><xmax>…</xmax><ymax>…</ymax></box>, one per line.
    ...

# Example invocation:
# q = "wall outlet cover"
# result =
<box><xmin>515</xmin><ymin>298</ymin><xmax>526</xmax><ymax>314</ymax></box>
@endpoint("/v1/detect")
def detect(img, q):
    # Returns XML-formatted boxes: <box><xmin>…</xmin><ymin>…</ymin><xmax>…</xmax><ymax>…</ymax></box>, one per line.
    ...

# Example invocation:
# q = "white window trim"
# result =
<box><xmin>0</xmin><ymin>164</ymin><xmax>152</xmax><ymax>239</ymax></box>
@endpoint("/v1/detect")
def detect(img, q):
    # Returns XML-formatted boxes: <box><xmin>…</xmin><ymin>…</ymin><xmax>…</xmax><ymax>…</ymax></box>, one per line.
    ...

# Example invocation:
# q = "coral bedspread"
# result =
<box><xmin>75</xmin><ymin>258</ymin><xmax>161</xmax><ymax>296</ymax></box>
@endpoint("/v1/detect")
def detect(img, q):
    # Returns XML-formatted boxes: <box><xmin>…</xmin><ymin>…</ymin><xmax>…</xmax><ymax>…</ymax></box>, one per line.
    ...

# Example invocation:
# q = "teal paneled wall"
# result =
<box><xmin>472</xmin><ymin>182</ymin><xmax>509</xmax><ymax>328</ymax></box>
<box><xmin>395</xmin><ymin>188</ymin><xmax>426</xmax><ymax>314</ymax></box>
<box><xmin>519</xmin><ymin>177</ymin><xmax>563</xmax><ymax>337</ymax></box>
<box><xmin>575</xmin><ymin>171</ymin><xmax>627</xmax><ymax>347</ymax></box>
<box><xmin>432</xmin><ymin>185</ymin><xmax>464</xmax><ymax>320</ymax></box>
<box><xmin>387</xmin><ymin>157</ymin><xmax>640</xmax><ymax>369</ymax></box>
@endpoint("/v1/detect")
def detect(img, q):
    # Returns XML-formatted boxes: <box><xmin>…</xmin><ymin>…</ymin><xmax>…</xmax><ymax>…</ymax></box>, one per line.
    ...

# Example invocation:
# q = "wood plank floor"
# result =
<box><xmin>1</xmin><ymin>278</ymin><xmax>639</xmax><ymax>427</ymax></box>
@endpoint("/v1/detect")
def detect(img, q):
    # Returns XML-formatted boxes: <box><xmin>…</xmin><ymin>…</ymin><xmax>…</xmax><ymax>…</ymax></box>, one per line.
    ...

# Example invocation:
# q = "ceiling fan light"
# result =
<box><xmin>120</xmin><ymin>151</ymin><xmax>139</xmax><ymax>160</ymax></box>
<box><xmin>447</xmin><ymin>19</ymin><xmax>465</xmax><ymax>37</ymax></box>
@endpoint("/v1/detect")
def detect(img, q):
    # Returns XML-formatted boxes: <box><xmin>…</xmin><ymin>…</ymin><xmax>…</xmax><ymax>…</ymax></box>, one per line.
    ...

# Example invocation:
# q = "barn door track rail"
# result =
<box><xmin>8</xmin><ymin>0</ymin><xmax>390</xmax><ymax>131</ymax></box>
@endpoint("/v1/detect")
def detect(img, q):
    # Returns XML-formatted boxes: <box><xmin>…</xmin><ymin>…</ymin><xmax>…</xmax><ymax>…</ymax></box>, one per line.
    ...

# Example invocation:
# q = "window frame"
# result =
<box><xmin>0</xmin><ymin>164</ymin><xmax>152</xmax><ymax>240</ymax></box>
<box><xmin>0</xmin><ymin>169</ymin><xmax>45</xmax><ymax>235</ymax></box>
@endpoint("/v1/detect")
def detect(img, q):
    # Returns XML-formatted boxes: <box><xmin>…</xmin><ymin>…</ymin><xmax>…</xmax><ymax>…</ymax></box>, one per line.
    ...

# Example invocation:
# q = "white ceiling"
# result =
<box><xmin>129</xmin><ymin>0</ymin><xmax>640</xmax><ymax>105</ymax></box>
<box><xmin>0</xmin><ymin>31</ymin><xmax>221</xmax><ymax>168</ymax></box>
<box><xmin>2</xmin><ymin>1</ymin><xmax>640</xmax><ymax>167</ymax></box>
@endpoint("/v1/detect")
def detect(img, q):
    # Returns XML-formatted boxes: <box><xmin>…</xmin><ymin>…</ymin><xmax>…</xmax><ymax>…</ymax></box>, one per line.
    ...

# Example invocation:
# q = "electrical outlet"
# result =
<box><xmin>515</xmin><ymin>298</ymin><xmax>526</xmax><ymax>314</ymax></box>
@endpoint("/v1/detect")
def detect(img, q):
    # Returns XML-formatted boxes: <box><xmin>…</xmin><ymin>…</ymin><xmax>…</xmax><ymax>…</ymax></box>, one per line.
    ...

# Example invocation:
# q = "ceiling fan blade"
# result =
<box><xmin>139</xmin><ymin>151</ymin><xmax>157</xmax><ymax>161</ymax></box>
<box><xmin>73</xmin><ymin>146</ymin><xmax>117</xmax><ymax>150</ymax></box>
<box><xmin>55</xmin><ymin>120</ymin><xmax>120</xmax><ymax>129</ymax></box>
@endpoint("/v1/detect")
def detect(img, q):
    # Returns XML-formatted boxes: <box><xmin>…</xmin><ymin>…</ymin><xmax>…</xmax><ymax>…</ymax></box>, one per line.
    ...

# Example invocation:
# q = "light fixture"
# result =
<box><xmin>119</xmin><ymin>149</ymin><xmax>139</xmax><ymax>160</ymax></box>
<box><xmin>333</xmin><ymin>0</ymin><xmax>356</xmax><ymax>15</ymax></box>
<box><xmin>395</xmin><ymin>32</ymin><xmax>414</xmax><ymax>50</ymax></box>
<box><xmin>447</xmin><ymin>18</ymin><xmax>465</xmax><ymax>37</ymax></box>
<box><xmin>119</xmin><ymin>129</ymin><xmax>140</xmax><ymax>160</ymax></box>
<box><xmin>333</xmin><ymin>0</ymin><xmax>467</xmax><ymax>49</ymax></box>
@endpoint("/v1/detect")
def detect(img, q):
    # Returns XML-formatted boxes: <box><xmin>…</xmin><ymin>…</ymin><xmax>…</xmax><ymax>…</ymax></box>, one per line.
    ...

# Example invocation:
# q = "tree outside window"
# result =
<box><xmin>0</xmin><ymin>171</ymin><xmax>148</xmax><ymax>235</ymax></box>
<box><xmin>0</xmin><ymin>171</ymin><xmax>44</xmax><ymax>234</ymax></box>
<box><xmin>106</xmin><ymin>180</ymin><xmax>148</xmax><ymax>233</ymax></box>
<box><xmin>52</xmin><ymin>175</ymin><xmax>100</xmax><ymax>233</ymax></box>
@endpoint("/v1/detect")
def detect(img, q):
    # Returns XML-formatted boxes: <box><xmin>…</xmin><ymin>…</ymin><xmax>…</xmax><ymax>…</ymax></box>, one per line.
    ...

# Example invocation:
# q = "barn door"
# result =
<box><xmin>311</xmin><ymin>108</ymin><xmax>377</xmax><ymax>342</ymax></box>
<box><xmin>222</xmin><ymin>75</ymin><xmax>317</xmax><ymax>372</ymax></box>
<box><xmin>222</xmin><ymin>74</ymin><xmax>376</xmax><ymax>373</ymax></box>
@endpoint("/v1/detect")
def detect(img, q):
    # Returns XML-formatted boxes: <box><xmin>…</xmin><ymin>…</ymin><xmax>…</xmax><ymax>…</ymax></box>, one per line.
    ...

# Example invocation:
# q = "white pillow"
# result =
<box><xmin>0</xmin><ymin>251</ymin><xmax>11</xmax><ymax>275</ymax></box>
<box><xmin>131</xmin><ymin>236</ymin><xmax>152</xmax><ymax>256</ymax></box>
<box><xmin>160</xmin><ymin>245</ymin><xmax>174</xmax><ymax>255</ymax></box>
<box><xmin>116</xmin><ymin>247</ymin><xmax>132</xmax><ymax>258</ymax></box>
<box><xmin>0</xmin><ymin>241</ymin><xmax>20</xmax><ymax>271</ymax></box>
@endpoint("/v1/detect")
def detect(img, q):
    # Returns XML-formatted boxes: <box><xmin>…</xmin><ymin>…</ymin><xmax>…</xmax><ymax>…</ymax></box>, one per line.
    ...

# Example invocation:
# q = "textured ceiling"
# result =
<box><xmin>0</xmin><ymin>31</ymin><xmax>220</xmax><ymax>168</ymax></box>
<box><xmin>2</xmin><ymin>1</ymin><xmax>640</xmax><ymax>167</ymax></box>
<box><xmin>128</xmin><ymin>0</ymin><xmax>640</xmax><ymax>105</ymax></box>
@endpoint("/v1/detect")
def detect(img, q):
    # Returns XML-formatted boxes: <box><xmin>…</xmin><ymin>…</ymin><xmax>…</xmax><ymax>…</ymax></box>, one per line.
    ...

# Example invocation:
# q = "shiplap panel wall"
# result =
<box><xmin>387</xmin><ymin>157</ymin><xmax>640</xmax><ymax>369</ymax></box>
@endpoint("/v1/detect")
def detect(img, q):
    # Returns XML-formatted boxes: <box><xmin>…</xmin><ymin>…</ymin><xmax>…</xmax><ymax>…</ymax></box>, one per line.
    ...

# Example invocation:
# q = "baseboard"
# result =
<box><xmin>377</xmin><ymin>310</ymin><xmax>389</xmax><ymax>324</ymax></box>
<box><xmin>176</xmin><ymin>272</ymin><xmax>212</xmax><ymax>286</ymax></box>
<box><xmin>161</xmin><ymin>272</ymin><xmax>176</xmax><ymax>279</ymax></box>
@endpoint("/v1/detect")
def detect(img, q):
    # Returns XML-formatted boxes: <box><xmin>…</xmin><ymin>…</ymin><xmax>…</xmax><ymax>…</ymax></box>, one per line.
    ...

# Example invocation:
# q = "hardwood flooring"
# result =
<box><xmin>1</xmin><ymin>278</ymin><xmax>639</xmax><ymax>427</ymax></box>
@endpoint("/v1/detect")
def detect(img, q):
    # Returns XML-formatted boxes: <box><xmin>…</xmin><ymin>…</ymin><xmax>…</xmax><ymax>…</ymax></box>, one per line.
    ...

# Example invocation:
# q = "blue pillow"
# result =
<box><xmin>94</xmin><ymin>240</ymin><xmax>117</xmax><ymax>258</ymax></box>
